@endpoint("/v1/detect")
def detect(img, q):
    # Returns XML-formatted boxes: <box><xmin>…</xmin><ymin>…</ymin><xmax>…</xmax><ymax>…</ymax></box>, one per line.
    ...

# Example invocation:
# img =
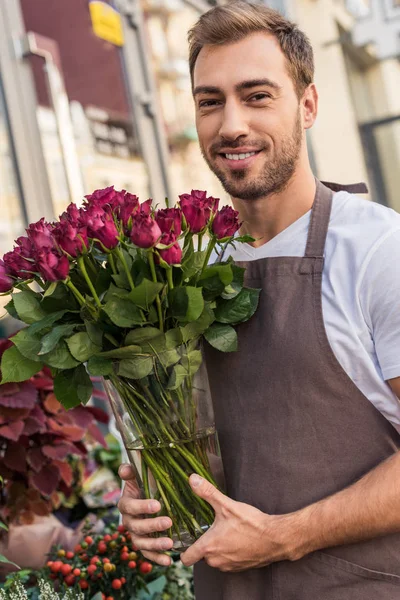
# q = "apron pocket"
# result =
<box><xmin>314</xmin><ymin>550</ymin><xmax>400</xmax><ymax>585</ymax></box>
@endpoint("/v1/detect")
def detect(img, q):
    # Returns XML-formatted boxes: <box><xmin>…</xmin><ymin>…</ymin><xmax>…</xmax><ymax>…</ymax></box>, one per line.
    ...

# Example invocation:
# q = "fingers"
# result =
<box><xmin>118</xmin><ymin>463</ymin><xmax>135</xmax><ymax>481</ymax></box>
<box><xmin>189</xmin><ymin>474</ymin><xmax>230</xmax><ymax>512</ymax></box>
<box><xmin>123</xmin><ymin>515</ymin><xmax>172</xmax><ymax>536</ymax></box>
<box><xmin>130</xmin><ymin>534</ymin><xmax>174</xmax><ymax>554</ymax></box>
<box><xmin>142</xmin><ymin>550</ymin><xmax>172</xmax><ymax>567</ymax></box>
<box><xmin>118</xmin><ymin>496</ymin><xmax>161</xmax><ymax>517</ymax></box>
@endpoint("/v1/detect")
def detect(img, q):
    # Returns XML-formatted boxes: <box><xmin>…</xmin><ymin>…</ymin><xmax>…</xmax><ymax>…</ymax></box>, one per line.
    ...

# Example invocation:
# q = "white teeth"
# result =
<box><xmin>225</xmin><ymin>152</ymin><xmax>257</xmax><ymax>160</ymax></box>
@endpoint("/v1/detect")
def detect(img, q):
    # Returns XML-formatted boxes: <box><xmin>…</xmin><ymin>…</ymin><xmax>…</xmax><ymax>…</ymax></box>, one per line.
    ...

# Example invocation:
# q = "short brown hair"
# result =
<box><xmin>188</xmin><ymin>1</ymin><xmax>314</xmax><ymax>99</ymax></box>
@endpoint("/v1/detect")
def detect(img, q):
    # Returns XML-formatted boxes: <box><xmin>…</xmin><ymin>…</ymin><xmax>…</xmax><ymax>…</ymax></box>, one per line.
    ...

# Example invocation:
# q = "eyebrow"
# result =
<box><xmin>193</xmin><ymin>78</ymin><xmax>282</xmax><ymax>97</ymax></box>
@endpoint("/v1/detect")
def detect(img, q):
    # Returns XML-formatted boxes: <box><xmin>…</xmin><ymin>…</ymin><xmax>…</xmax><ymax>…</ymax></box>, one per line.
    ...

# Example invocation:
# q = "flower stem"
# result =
<box><xmin>166</xmin><ymin>268</ymin><xmax>174</xmax><ymax>291</ymax></box>
<box><xmin>108</xmin><ymin>253</ymin><xmax>118</xmax><ymax>275</ymax></box>
<box><xmin>147</xmin><ymin>250</ymin><xmax>164</xmax><ymax>332</ymax></box>
<box><xmin>66</xmin><ymin>280</ymin><xmax>86</xmax><ymax>307</ymax></box>
<box><xmin>201</xmin><ymin>237</ymin><xmax>217</xmax><ymax>275</ymax></box>
<box><xmin>197</xmin><ymin>233</ymin><xmax>203</xmax><ymax>252</ymax></box>
<box><xmin>77</xmin><ymin>256</ymin><xmax>102</xmax><ymax>308</ymax></box>
<box><xmin>114</xmin><ymin>248</ymin><xmax>135</xmax><ymax>291</ymax></box>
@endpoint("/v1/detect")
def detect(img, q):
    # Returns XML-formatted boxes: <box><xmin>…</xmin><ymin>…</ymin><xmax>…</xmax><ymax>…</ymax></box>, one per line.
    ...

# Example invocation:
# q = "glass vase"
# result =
<box><xmin>103</xmin><ymin>339</ymin><xmax>225</xmax><ymax>551</ymax></box>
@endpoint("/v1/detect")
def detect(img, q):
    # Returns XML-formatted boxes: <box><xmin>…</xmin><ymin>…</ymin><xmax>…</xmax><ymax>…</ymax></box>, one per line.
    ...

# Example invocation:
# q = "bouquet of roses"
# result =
<box><xmin>0</xmin><ymin>187</ymin><xmax>260</xmax><ymax>549</ymax></box>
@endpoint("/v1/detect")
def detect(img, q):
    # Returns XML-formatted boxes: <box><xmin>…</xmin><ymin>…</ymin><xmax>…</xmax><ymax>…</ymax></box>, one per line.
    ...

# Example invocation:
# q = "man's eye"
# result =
<box><xmin>199</xmin><ymin>100</ymin><xmax>220</xmax><ymax>108</ymax></box>
<box><xmin>250</xmin><ymin>93</ymin><xmax>271</xmax><ymax>101</ymax></box>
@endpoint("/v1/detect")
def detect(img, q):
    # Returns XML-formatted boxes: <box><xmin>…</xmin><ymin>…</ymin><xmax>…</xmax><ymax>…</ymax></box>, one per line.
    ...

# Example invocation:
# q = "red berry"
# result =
<box><xmin>79</xmin><ymin>579</ymin><xmax>89</xmax><ymax>590</ymax></box>
<box><xmin>65</xmin><ymin>575</ymin><xmax>75</xmax><ymax>587</ymax></box>
<box><xmin>85</xmin><ymin>536</ymin><xmax>93</xmax><ymax>545</ymax></box>
<box><xmin>102</xmin><ymin>557</ymin><xmax>110</xmax><ymax>563</ymax></box>
<box><xmin>98</xmin><ymin>543</ymin><xmax>107</xmax><ymax>554</ymax></box>
<box><xmin>140</xmin><ymin>562</ymin><xmax>153</xmax><ymax>574</ymax></box>
<box><xmin>101</xmin><ymin>595</ymin><xmax>106</xmax><ymax>600</ymax></box>
<box><xmin>120</xmin><ymin>577</ymin><xmax>126</xmax><ymax>584</ymax></box>
<box><xmin>106</xmin><ymin>597</ymin><xmax>114</xmax><ymax>600</ymax></box>
<box><xmin>74</xmin><ymin>544</ymin><xmax>82</xmax><ymax>553</ymax></box>
<box><xmin>103</xmin><ymin>535</ymin><xmax>112</xmax><ymax>542</ymax></box>
<box><xmin>47</xmin><ymin>561</ymin><xmax>53</xmax><ymax>567</ymax></box>
<box><xmin>111</xmin><ymin>533</ymin><xmax>119</xmax><ymax>540</ymax></box>
<box><xmin>73</xmin><ymin>568</ymin><xmax>81</xmax><ymax>577</ymax></box>
<box><xmin>128</xmin><ymin>561</ymin><xmax>136</xmax><ymax>569</ymax></box>
<box><xmin>117</xmin><ymin>525</ymin><xmax>125</xmax><ymax>533</ymax></box>
<box><xmin>90</xmin><ymin>556</ymin><xmax>100</xmax><ymax>565</ymax></box>
<box><xmin>51</xmin><ymin>561</ymin><xmax>63</xmax><ymax>573</ymax></box>
<box><xmin>87</xmin><ymin>565</ymin><xmax>97</xmax><ymax>575</ymax></box>
<box><xmin>111</xmin><ymin>579</ymin><xmax>122</xmax><ymax>590</ymax></box>
<box><xmin>120</xmin><ymin>536</ymin><xmax>126</xmax><ymax>543</ymax></box>
<box><xmin>61</xmin><ymin>564</ymin><xmax>72</xmax><ymax>576</ymax></box>
<box><xmin>66</xmin><ymin>551</ymin><xmax>74</xmax><ymax>559</ymax></box>
<box><xmin>120</xmin><ymin>552</ymin><xmax>129</xmax><ymax>561</ymax></box>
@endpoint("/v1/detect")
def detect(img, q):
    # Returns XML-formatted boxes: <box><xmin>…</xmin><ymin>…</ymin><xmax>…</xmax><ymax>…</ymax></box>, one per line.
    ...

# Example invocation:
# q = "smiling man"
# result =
<box><xmin>118</xmin><ymin>3</ymin><xmax>400</xmax><ymax>599</ymax></box>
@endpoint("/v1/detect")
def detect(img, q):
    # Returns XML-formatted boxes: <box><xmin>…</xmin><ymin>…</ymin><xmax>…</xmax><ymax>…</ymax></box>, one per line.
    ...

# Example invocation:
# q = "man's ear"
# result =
<box><xmin>302</xmin><ymin>84</ymin><xmax>318</xmax><ymax>130</ymax></box>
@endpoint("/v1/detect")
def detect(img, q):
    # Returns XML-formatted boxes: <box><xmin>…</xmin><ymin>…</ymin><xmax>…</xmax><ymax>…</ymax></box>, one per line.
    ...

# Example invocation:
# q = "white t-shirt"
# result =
<box><xmin>224</xmin><ymin>191</ymin><xmax>400</xmax><ymax>433</ymax></box>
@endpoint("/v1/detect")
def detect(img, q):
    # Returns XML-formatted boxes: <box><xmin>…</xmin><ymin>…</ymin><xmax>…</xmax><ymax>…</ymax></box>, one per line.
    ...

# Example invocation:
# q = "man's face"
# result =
<box><xmin>193</xmin><ymin>32</ymin><xmax>305</xmax><ymax>200</ymax></box>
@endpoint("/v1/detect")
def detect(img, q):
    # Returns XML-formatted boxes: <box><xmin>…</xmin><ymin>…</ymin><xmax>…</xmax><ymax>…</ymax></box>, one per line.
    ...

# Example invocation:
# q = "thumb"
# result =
<box><xmin>189</xmin><ymin>474</ymin><xmax>229</xmax><ymax>512</ymax></box>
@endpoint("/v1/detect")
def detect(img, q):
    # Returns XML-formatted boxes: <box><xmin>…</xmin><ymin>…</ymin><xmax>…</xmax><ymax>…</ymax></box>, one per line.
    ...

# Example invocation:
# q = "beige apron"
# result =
<box><xmin>194</xmin><ymin>180</ymin><xmax>400</xmax><ymax>599</ymax></box>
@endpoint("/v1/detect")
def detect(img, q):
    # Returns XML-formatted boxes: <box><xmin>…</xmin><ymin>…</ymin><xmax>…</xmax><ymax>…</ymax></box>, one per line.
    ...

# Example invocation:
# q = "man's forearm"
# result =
<box><xmin>283</xmin><ymin>450</ymin><xmax>400</xmax><ymax>561</ymax></box>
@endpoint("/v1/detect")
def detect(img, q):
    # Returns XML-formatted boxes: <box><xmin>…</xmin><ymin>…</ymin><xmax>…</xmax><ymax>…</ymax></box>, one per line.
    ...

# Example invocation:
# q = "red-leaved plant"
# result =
<box><xmin>0</xmin><ymin>338</ymin><xmax>109</xmax><ymax>524</ymax></box>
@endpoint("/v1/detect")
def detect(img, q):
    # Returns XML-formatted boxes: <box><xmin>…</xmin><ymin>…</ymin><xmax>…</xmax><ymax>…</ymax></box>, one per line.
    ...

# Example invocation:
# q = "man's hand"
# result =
<box><xmin>180</xmin><ymin>474</ymin><xmax>294</xmax><ymax>572</ymax></box>
<box><xmin>117</xmin><ymin>464</ymin><xmax>173</xmax><ymax>566</ymax></box>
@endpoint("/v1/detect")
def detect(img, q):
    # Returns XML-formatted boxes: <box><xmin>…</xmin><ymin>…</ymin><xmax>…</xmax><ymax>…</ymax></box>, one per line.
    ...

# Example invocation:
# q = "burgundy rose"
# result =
<box><xmin>60</xmin><ymin>202</ymin><xmax>82</xmax><ymax>226</ymax></box>
<box><xmin>158</xmin><ymin>233</ymin><xmax>182</xmax><ymax>265</ymax></box>
<box><xmin>53</xmin><ymin>220</ymin><xmax>88</xmax><ymax>258</ymax></box>
<box><xmin>4</xmin><ymin>249</ymin><xmax>30</xmax><ymax>279</ymax></box>
<box><xmin>212</xmin><ymin>206</ymin><xmax>241</xmax><ymax>240</ymax></box>
<box><xmin>117</xmin><ymin>192</ymin><xmax>139</xmax><ymax>228</ymax></box>
<box><xmin>0</xmin><ymin>260</ymin><xmax>13</xmax><ymax>292</ymax></box>
<box><xmin>155</xmin><ymin>208</ymin><xmax>182</xmax><ymax>236</ymax></box>
<box><xmin>179</xmin><ymin>190</ymin><xmax>219</xmax><ymax>233</ymax></box>
<box><xmin>84</xmin><ymin>186</ymin><xmax>125</xmax><ymax>211</ymax></box>
<box><xmin>36</xmin><ymin>248</ymin><xmax>70</xmax><ymax>282</ymax></box>
<box><xmin>82</xmin><ymin>206</ymin><xmax>119</xmax><ymax>250</ymax></box>
<box><xmin>26</xmin><ymin>218</ymin><xmax>55</xmax><ymax>250</ymax></box>
<box><xmin>140</xmin><ymin>199</ymin><xmax>153</xmax><ymax>216</ymax></box>
<box><xmin>130</xmin><ymin>213</ymin><xmax>161</xmax><ymax>249</ymax></box>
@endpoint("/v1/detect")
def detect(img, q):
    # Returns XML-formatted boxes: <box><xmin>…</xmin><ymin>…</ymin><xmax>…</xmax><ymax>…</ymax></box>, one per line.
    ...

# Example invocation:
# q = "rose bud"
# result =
<box><xmin>212</xmin><ymin>206</ymin><xmax>241</xmax><ymax>240</ymax></box>
<box><xmin>130</xmin><ymin>213</ymin><xmax>161</xmax><ymax>249</ymax></box>
<box><xmin>84</xmin><ymin>186</ymin><xmax>125</xmax><ymax>211</ymax></box>
<box><xmin>117</xmin><ymin>192</ymin><xmax>139</xmax><ymax>228</ymax></box>
<box><xmin>36</xmin><ymin>248</ymin><xmax>70</xmax><ymax>282</ymax></box>
<box><xmin>179</xmin><ymin>190</ymin><xmax>219</xmax><ymax>233</ymax></box>
<box><xmin>155</xmin><ymin>208</ymin><xmax>182</xmax><ymax>236</ymax></box>
<box><xmin>140</xmin><ymin>199</ymin><xmax>153</xmax><ymax>215</ymax></box>
<box><xmin>83</xmin><ymin>206</ymin><xmax>119</xmax><ymax>250</ymax></box>
<box><xmin>60</xmin><ymin>202</ymin><xmax>82</xmax><ymax>226</ymax></box>
<box><xmin>0</xmin><ymin>260</ymin><xmax>14</xmax><ymax>292</ymax></box>
<box><xmin>158</xmin><ymin>241</ymin><xmax>182</xmax><ymax>266</ymax></box>
<box><xmin>54</xmin><ymin>220</ymin><xmax>88</xmax><ymax>258</ymax></box>
<box><xmin>26</xmin><ymin>218</ymin><xmax>55</xmax><ymax>249</ymax></box>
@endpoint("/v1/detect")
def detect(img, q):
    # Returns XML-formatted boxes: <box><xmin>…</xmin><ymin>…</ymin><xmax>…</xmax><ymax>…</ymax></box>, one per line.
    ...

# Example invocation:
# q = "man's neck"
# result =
<box><xmin>232</xmin><ymin>169</ymin><xmax>316</xmax><ymax>248</ymax></box>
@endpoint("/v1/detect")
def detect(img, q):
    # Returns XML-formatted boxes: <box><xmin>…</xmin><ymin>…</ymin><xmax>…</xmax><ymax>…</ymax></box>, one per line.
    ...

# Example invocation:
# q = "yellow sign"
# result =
<box><xmin>89</xmin><ymin>1</ymin><xmax>124</xmax><ymax>47</ymax></box>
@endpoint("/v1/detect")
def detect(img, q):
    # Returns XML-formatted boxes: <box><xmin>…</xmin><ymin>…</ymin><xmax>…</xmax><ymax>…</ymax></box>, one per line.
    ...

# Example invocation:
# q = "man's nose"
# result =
<box><xmin>218</xmin><ymin>102</ymin><xmax>249</xmax><ymax>141</ymax></box>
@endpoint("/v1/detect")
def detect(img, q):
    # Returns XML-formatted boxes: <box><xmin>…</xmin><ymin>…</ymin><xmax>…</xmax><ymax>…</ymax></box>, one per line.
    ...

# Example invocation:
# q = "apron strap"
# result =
<box><xmin>304</xmin><ymin>179</ymin><xmax>368</xmax><ymax>262</ymax></box>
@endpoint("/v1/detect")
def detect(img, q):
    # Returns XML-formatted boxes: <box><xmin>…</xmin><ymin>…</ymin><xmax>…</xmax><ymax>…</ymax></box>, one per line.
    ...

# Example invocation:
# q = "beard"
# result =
<box><xmin>200</xmin><ymin>108</ymin><xmax>303</xmax><ymax>201</ymax></box>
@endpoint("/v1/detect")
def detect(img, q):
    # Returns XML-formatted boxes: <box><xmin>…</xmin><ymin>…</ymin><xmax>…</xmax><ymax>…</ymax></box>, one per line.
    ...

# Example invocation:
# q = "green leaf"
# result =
<box><xmin>4</xmin><ymin>299</ymin><xmax>18</xmax><ymax>319</ymax></box>
<box><xmin>66</xmin><ymin>332</ymin><xmax>101</xmax><ymax>362</ymax></box>
<box><xmin>221</xmin><ymin>265</ymin><xmax>245</xmax><ymax>300</ymax></box>
<box><xmin>98</xmin><ymin>345</ymin><xmax>142</xmax><ymax>359</ymax></box>
<box><xmin>157</xmin><ymin>348</ymin><xmax>181</xmax><ymax>369</ymax></box>
<box><xmin>39</xmin><ymin>324</ymin><xmax>77</xmax><ymax>355</ymax></box>
<box><xmin>181</xmin><ymin>305</ymin><xmax>215</xmax><ymax>343</ymax></box>
<box><xmin>0</xmin><ymin>554</ymin><xmax>19</xmax><ymax>568</ymax></box>
<box><xmin>167</xmin><ymin>364</ymin><xmax>187</xmax><ymax>390</ymax></box>
<box><xmin>95</xmin><ymin>266</ymin><xmax>113</xmax><ymax>296</ymax></box>
<box><xmin>199</xmin><ymin>263</ymin><xmax>233</xmax><ymax>286</ymax></box>
<box><xmin>104</xmin><ymin>283</ymin><xmax>129</xmax><ymax>302</ymax></box>
<box><xmin>29</xmin><ymin>310</ymin><xmax>67</xmax><ymax>334</ymax></box>
<box><xmin>54</xmin><ymin>365</ymin><xmax>93</xmax><ymax>409</ymax></box>
<box><xmin>0</xmin><ymin>522</ymin><xmax>8</xmax><ymax>531</ymax></box>
<box><xmin>12</xmin><ymin>291</ymin><xmax>47</xmax><ymax>324</ymax></box>
<box><xmin>119</xmin><ymin>355</ymin><xmax>153</xmax><ymax>379</ymax></box>
<box><xmin>103</xmin><ymin>296</ymin><xmax>144</xmax><ymax>327</ymax></box>
<box><xmin>182</xmin><ymin>249</ymin><xmax>207</xmax><ymax>280</ymax></box>
<box><xmin>165</xmin><ymin>328</ymin><xmax>183</xmax><ymax>349</ymax></box>
<box><xmin>125</xmin><ymin>327</ymin><xmax>162</xmax><ymax>346</ymax></box>
<box><xmin>87</xmin><ymin>355</ymin><xmax>114</xmax><ymax>376</ymax></box>
<box><xmin>126</xmin><ymin>279</ymin><xmax>164</xmax><ymax>310</ymax></box>
<box><xmin>181</xmin><ymin>349</ymin><xmax>202</xmax><ymax>376</ymax></box>
<box><xmin>204</xmin><ymin>323</ymin><xmax>238</xmax><ymax>352</ymax></box>
<box><xmin>112</xmin><ymin>272</ymin><xmax>130</xmax><ymax>289</ymax></box>
<box><xmin>234</xmin><ymin>234</ymin><xmax>256</xmax><ymax>244</ymax></box>
<box><xmin>169</xmin><ymin>286</ymin><xmax>204</xmax><ymax>322</ymax></box>
<box><xmin>0</xmin><ymin>345</ymin><xmax>42</xmax><ymax>383</ymax></box>
<box><xmin>215</xmin><ymin>287</ymin><xmax>261</xmax><ymax>324</ymax></box>
<box><xmin>41</xmin><ymin>284</ymin><xmax>78</xmax><ymax>312</ymax></box>
<box><xmin>12</xmin><ymin>328</ymin><xmax>42</xmax><ymax>360</ymax></box>
<box><xmin>84</xmin><ymin>320</ymin><xmax>103</xmax><ymax>346</ymax></box>
<box><xmin>43</xmin><ymin>281</ymin><xmax>58</xmax><ymax>298</ymax></box>
<box><xmin>199</xmin><ymin>273</ymin><xmax>225</xmax><ymax>301</ymax></box>
<box><xmin>41</xmin><ymin>341</ymin><xmax>80</xmax><ymax>369</ymax></box>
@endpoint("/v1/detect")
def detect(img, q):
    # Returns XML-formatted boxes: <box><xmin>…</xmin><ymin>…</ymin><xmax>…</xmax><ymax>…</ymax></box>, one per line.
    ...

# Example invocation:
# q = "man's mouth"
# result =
<box><xmin>217</xmin><ymin>149</ymin><xmax>262</xmax><ymax>168</ymax></box>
